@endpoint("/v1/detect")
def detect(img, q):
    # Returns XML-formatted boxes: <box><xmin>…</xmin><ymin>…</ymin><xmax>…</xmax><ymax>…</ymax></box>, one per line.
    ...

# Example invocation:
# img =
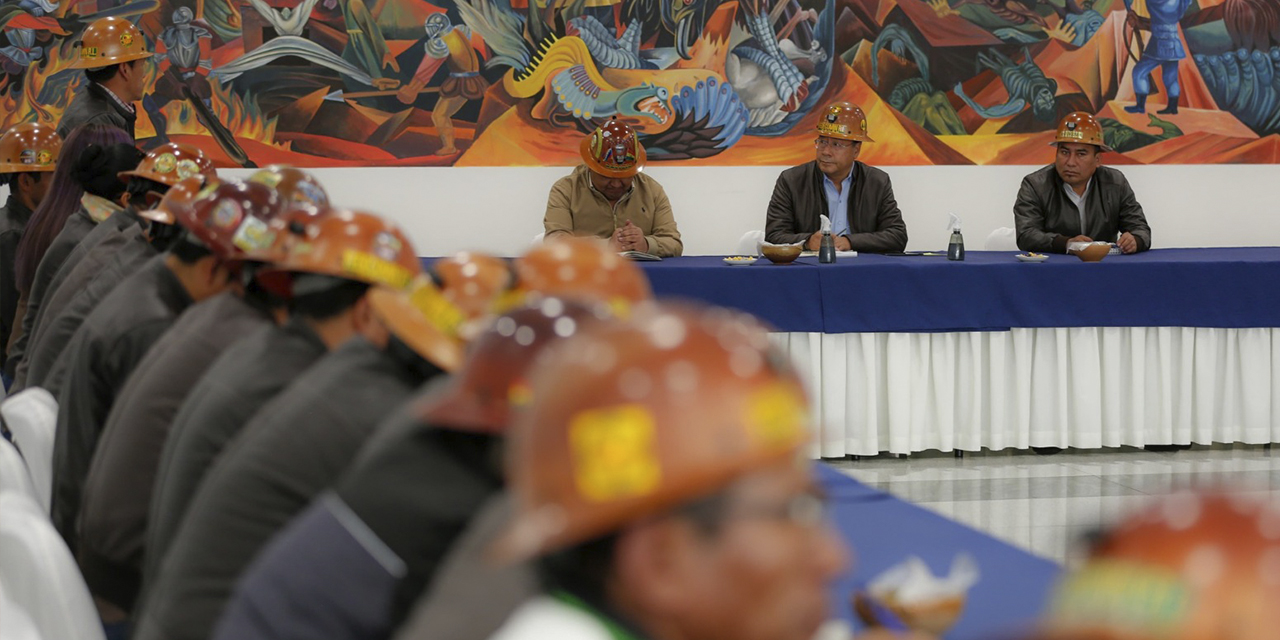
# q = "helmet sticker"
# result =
<box><xmin>570</xmin><ymin>403</ymin><xmax>662</xmax><ymax>502</ymax></box>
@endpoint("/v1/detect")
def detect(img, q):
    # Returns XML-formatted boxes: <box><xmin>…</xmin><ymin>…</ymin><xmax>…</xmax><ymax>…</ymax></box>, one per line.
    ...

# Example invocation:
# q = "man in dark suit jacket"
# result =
<box><xmin>1014</xmin><ymin>111</ymin><xmax>1152</xmax><ymax>254</ymax></box>
<box><xmin>764</xmin><ymin>101</ymin><xmax>908</xmax><ymax>253</ymax></box>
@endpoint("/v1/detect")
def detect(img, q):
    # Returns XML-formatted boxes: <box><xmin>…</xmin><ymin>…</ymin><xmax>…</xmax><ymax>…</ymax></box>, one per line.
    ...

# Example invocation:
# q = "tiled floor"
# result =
<box><xmin>825</xmin><ymin>444</ymin><xmax>1280</xmax><ymax>566</ymax></box>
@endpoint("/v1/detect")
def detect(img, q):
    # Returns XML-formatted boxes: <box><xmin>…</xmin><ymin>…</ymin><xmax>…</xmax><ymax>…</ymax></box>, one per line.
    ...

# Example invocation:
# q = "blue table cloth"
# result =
<box><xmin>817</xmin><ymin>464</ymin><xmax>1060</xmax><ymax>640</ymax></box>
<box><xmin>639</xmin><ymin>248</ymin><xmax>1280</xmax><ymax>333</ymax></box>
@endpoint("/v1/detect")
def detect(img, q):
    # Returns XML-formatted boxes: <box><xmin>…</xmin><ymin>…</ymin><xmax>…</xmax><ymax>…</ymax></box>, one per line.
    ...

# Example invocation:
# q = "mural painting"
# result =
<box><xmin>1</xmin><ymin>0</ymin><xmax>1277</xmax><ymax>167</ymax></box>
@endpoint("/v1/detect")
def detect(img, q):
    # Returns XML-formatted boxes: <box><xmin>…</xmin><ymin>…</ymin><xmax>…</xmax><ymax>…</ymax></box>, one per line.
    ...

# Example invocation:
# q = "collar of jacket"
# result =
<box><xmin>810</xmin><ymin>160</ymin><xmax>865</xmax><ymax>213</ymax></box>
<box><xmin>81</xmin><ymin>193</ymin><xmax>124</xmax><ymax>223</ymax></box>
<box><xmin>552</xmin><ymin>590</ymin><xmax>653</xmax><ymax>640</ymax></box>
<box><xmin>1043</xmin><ymin>164</ymin><xmax>1114</xmax><ymax>209</ymax></box>
<box><xmin>153</xmin><ymin>253</ymin><xmax>196</xmax><ymax>312</ymax></box>
<box><xmin>2</xmin><ymin>193</ymin><xmax>33</xmax><ymax>225</ymax></box>
<box><xmin>89</xmin><ymin>81</ymin><xmax>136</xmax><ymax>115</ymax></box>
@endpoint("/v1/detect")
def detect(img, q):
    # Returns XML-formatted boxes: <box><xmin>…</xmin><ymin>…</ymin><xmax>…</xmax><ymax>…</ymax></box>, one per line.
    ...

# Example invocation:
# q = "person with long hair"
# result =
<box><xmin>3</xmin><ymin>123</ymin><xmax>137</xmax><ymax>378</ymax></box>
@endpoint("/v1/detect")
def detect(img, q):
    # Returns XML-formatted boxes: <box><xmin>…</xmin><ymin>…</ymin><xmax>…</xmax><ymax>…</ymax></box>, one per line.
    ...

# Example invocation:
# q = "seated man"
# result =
<box><xmin>543</xmin><ymin>118</ymin><xmax>683</xmax><ymax>257</ymax></box>
<box><xmin>765</xmin><ymin>101</ymin><xmax>907</xmax><ymax>253</ymax></box>
<box><xmin>1014</xmin><ymin>111</ymin><xmax>1152</xmax><ymax>254</ymax></box>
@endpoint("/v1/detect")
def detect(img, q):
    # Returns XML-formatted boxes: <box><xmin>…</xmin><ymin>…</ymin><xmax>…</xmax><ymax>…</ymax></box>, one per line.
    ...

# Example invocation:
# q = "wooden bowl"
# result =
<box><xmin>854</xmin><ymin>592</ymin><xmax>966</xmax><ymax>636</ymax></box>
<box><xmin>1074</xmin><ymin>244</ymin><xmax>1110</xmax><ymax>262</ymax></box>
<box><xmin>761</xmin><ymin>243</ymin><xmax>802</xmax><ymax>264</ymax></box>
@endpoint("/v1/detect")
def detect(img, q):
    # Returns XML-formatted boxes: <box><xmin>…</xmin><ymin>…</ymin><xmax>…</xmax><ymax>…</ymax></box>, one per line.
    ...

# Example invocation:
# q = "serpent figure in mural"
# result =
<box><xmin>455</xmin><ymin>0</ymin><xmax>751</xmax><ymax>158</ymax></box>
<box><xmin>953</xmin><ymin>47</ymin><xmax>1059</xmax><ymax>123</ymax></box>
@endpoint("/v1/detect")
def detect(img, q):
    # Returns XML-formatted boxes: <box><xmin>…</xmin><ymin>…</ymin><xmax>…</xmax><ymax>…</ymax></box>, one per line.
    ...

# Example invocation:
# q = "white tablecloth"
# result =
<box><xmin>771</xmin><ymin>328</ymin><xmax>1280</xmax><ymax>457</ymax></box>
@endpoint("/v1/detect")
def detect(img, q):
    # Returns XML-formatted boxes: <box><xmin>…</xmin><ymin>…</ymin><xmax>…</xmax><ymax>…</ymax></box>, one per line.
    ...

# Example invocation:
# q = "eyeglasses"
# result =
<box><xmin>728</xmin><ymin>491</ymin><xmax>828</xmax><ymax>528</ymax></box>
<box><xmin>815</xmin><ymin>138</ymin><xmax>857</xmax><ymax>150</ymax></box>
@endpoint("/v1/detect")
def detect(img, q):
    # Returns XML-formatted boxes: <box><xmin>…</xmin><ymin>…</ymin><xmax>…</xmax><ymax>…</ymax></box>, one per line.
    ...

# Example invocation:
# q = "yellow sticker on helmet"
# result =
<box><xmin>341</xmin><ymin>250</ymin><xmax>413</xmax><ymax>289</ymax></box>
<box><xmin>409</xmin><ymin>282</ymin><xmax>465</xmax><ymax>337</ymax></box>
<box><xmin>744</xmin><ymin>382</ymin><xmax>807</xmax><ymax>447</ymax></box>
<box><xmin>570</xmin><ymin>404</ymin><xmax>662</xmax><ymax>502</ymax></box>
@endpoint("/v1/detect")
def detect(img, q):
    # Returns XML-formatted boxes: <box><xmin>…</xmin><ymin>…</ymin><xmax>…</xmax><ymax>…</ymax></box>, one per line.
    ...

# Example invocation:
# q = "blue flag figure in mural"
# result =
<box><xmin>1124</xmin><ymin>0</ymin><xmax>1194</xmax><ymax>115</ymax></box>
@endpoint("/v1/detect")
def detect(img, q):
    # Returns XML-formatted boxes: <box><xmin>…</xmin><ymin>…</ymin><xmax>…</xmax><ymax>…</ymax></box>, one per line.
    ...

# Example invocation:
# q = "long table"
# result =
<box><xmin>638</xmin><ymin>250</ymin><xmax>1280</xmax><ymax>456</ymax></box>
<box><xmin>638</xmin><ymin>249</ymin><xmax>1280</xmax><ymax>333</ymax></box>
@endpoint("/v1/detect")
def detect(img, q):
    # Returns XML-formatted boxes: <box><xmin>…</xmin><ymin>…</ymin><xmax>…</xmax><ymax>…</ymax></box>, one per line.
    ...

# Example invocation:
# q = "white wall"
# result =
<box><xmin>12</xmin><ymin>164</ymin><xmax>1273</xmax><ymax>257</ymax></box>
<box><xmin>237</xmin><ymin>164</ymin><xmax>1280</xmax><ymax>257</ymax></box>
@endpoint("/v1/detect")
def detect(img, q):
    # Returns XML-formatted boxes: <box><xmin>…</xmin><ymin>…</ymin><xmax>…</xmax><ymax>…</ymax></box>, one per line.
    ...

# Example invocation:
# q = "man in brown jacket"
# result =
<box><xmin>543</xmin><ymin>119</ymin><xmax>683</xmax><ymax>257</ymax></box>
<box><xmin>765</xmin><ymin>101</ymin><xmax>907</xmax><ymax>253</ymax></box>
<box><xmin>1013</xmin><ymin>111</ymin><xmax>1151</xmax><ymax>254</ymax></box>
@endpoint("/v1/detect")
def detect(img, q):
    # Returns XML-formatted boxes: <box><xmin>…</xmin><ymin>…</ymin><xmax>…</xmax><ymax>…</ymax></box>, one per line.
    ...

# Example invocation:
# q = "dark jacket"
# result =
<box><xmin>133</xmin><ymin>338</ymin><xmax>439</xmax><ymax>640</ymax></box>
<box><xmin>142</xmin><ymin>317</ymin><xmax>329</xmax><ymax>585</ymax></box>
<box><xmin>77</xmin><ymin>292</ymin><xmax>274</xmax><ymax>612</ymax></box>
<box><xmin>6</xmin><ymin>204</ymin><xmax>102</xmax><ymax>378</ymax></box>
<box><xmin>1013</xmin><ymin>165</ymin><xmax>1152</xmax><ymax>254</ymax></box>
<box><xmin>391</xmin><ymin>494</ymin><xmax>538</xmax><ymax>640</ymax></box>
<box><xmin>21</xmin><ymin>233</ymin><xmax>154</xmax><ymax>393</ymax></box>
<box><xmin>765</xmin><ymin>160</ymin><xmax>908</xmax><ymax>253</ymax></box>
<box><xmin>57</xmin><ymin>82</ymin><xmax>137</xmax><ymax>140</ymax></box>
<box><xmin>12</xmin><ymin>210</ymin><xmax>147</xmax><ymax>391</ymax></box>
<box><xmin>49</xmin><ymin>255</ymin><xmax>193</xmax><ymax>547</ymax></box>
<box><xmin>212</xmin><ymin>403</ymin><xmax>504</xmax><ymax>640</ymax></box>
<box><xmin>0</xmin><ymin>195</ymin><xmax>33</xmax><ymax>363</ymax></box>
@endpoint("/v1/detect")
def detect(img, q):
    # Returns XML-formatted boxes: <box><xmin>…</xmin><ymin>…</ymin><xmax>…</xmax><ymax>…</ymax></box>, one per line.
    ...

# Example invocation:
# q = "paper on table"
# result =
<box><xmin>801</xmin><ymin>250</ymin><xmax>857</xmax><ymax>258</ymax></box>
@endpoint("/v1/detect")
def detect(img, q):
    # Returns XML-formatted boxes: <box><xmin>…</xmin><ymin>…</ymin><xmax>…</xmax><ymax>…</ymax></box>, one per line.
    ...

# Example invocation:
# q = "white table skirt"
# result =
<box><xmin>770</xmin><ymin>328</ymin><xmax>1280</xmax><ymax>457</ymax></box>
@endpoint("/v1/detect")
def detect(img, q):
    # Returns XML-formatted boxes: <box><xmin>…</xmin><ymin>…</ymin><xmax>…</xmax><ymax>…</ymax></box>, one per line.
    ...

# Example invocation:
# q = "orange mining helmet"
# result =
<box><xmin>72</xmin><ymin>16</ymin><xmax>152</xmax><ymax>69</ymax></box>
<box><xmin>0</xmin><ymin>122</ymin><xmax>61</xmax><ymax>173</ymax></box>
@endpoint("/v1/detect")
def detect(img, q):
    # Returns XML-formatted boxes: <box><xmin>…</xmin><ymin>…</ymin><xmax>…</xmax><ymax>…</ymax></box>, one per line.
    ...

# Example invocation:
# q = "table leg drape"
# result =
<box><xmin>771</xmin><ymin>328</ymin><xmax>1280</xmax><ymax>457</ymax></box>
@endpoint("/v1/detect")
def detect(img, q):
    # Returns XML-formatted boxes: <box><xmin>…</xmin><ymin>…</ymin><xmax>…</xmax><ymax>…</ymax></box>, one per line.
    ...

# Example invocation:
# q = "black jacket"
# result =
<box><xmin>12</xmin><ymin>210</ymin><xmax>147</xmax><ymax>390</ymax></box>
<box><xmin>78</xmin><ymin>293</ymin><xmax>275</xmax><ymax>612</ymax></box>
<box><xmin>765</xmin><ymin>160</ymin><xmax>908</xmax><ymax>253</ymax></box>
<box><xmin>6</xmin><ymin>205</ymin><xmax>100</xmax><ymax>378</ymax></box>
<box><xmin>212</xmin><ymin>397</ymin><xmax>504</xmax><ymax>640</ymax></box>
<box><xmin>57</xmin><ymin>82</ymin><xmax>137</xmax><ymax>139</ymax></box>
<box><xmin>1013</xmin><ymin>165</ymin><xmax>1152</xmax><ymax>254</ymax></box>
<box><xmin>142</xmin><ymin>317</ymin><xmax>329</xmax><ymax>585</ymax></box>
<box><xmin>134</xmin><ymin>338</ymin><xmax>440</xmax><ymax>640</ymax></box>
<box><xmin>21</xmin><ymin>232</ymin><xmax>154</xmax><ymax>393</ymax></box>
<box><xmin>0</xmin><ymin>195</ymin><xmax>33</xmax><ymax>363</ymax></box>
<box><xmin>49</xmin><ymin>255</ymin><xmax>193</xmax><ymax>547</ymax></box>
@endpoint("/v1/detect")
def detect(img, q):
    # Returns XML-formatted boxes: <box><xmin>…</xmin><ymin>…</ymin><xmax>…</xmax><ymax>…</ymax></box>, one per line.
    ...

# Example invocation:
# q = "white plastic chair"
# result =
<box><xmin>737</xmin><ymin>230</ymin><xmax>765</xmax><ymax>256</ymax></box>
<box><xmin>1</xmin><ymin>388</ymin><xmax>57</xmax><ymax>513</ymax></box>
<box><xmin>531</xmin><ymin>232</ymin><xmax>545</xmax><ymax>247</ymax></box>
<box><xmin>0</xmin><ymin>581</ymin><xmax>44</xmax><ymax>640</ymax></box>
<box><xmin>0</xmin><ymin>438</ymin><xmax>39</xmax><ymax>507</ymax></box>
<box><xmin>984</xmin><ymin>226</ymin><xmax>1018</xmax><ymax>251</ymax></box>
<box><xmin>0</xmin><ymin>492</ymin><xmax>107</xmax><ymax>640</ymax></box>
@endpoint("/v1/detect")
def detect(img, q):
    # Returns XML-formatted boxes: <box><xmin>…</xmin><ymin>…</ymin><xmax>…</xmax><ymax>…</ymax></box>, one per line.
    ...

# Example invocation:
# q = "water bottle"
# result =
<box><xmin>947</xmin><ymin>227</ymin><xmax>965</xmax><ymax>261</ymax></box>
<box><xmin>819</xmin><ymin>231</ymin><xmax>836</xmax><ymax>263</ymax></box>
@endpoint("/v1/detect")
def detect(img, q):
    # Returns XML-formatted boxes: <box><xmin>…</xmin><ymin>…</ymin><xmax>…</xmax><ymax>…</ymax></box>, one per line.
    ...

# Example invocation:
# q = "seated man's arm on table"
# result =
<box><xmin>1014</xmin><ymin>176</ymin><xmax>1071</xmax><ymax>253</ymax></box>
<box><xmin>765</xmin><ymin>172</ymin><xmax>814</xmax><ymax>246</ymax></box>
<box><xmin>643</xmin><ymin>184</ymin><xmax>683</xmax><ymax>257</ymax></box>
<box><xmin>846</xmin><ymin>173</ymin><xmax>907</xmax><ymax>253</ymax></box>
<box><xmin>542</xmin><ymin>177</ymin><xmax>576</xmax><ymax>242</ymax></box>
<box><xmin>1114</xmin><ymin>173</ymin><xmax>1151</xmax><ymax>252</ymax></box>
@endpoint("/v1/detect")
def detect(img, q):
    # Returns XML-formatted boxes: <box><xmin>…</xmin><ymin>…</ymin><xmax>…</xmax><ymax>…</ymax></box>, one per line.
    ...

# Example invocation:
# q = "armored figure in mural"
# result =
<box><xmin>398</xmin><ymin>13</ymin><xmax>490</xmax><ymax>156</ymax></box>
<box><xmin>1124</xmin><ymin>0</ymin><xmax>1194</xmax><ymax>114</ymax></box>
<box><xmin>144</xmin><ymin>6</ymin><xmax>215</xmax><ymax>143</ymax></box>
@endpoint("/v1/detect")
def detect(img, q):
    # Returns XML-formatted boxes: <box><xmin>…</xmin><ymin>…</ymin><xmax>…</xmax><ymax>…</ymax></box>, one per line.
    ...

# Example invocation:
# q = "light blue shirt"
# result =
<box><xmin>823</xmin><ymin>170</ymin><xmax>854</xmax><ymax>238</ymax></box>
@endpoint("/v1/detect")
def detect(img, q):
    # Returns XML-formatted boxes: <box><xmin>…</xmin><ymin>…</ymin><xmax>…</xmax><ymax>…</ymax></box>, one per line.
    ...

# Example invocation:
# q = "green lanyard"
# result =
<box><xmin>551</xmin><ymin>591</ymin><xmax>648</xmax><ymax>640</ymax></box>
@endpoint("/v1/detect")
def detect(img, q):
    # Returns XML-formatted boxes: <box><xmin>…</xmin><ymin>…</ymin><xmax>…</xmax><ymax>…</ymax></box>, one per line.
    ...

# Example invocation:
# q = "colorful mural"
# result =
<box><xmin>1</xmin><ymin>0</ymin><xmax>1277</xmax><ymax>167</ymax></box>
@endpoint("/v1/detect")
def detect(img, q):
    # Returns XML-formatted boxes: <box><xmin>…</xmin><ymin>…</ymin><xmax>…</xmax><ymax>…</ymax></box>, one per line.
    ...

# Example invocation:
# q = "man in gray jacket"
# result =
<box><xmin>134</xmin><ymin>280</ymin><xmax>461</xmax><ymax>640</ymax></box>
<box><xmin>57</xmin><ymin>17</ymin><xmax>152</xmax><ymax>140</ymax></box>
<box><xmin>47</xmin><ymin>183</ymin><xmax>267</xmax><ymax>549</ymax></box>
<box><xmin>74</xmin><ymin>180</ymin><xmax>303</xmax><ymax>627</ymax></box>
<box><xmin>765</xmin><ymin>101</ymin><xmax>907</xmax><ymax>253</ymax></box>
<box><xmin>1014</xmin><ymin>111</ymin><xmax>1152</xmax><ymax>254</ymax></box>
<box><xmin>141</xmin><ymin>211</ymin><xmax>425</xmax><ymax>587</ymax></box>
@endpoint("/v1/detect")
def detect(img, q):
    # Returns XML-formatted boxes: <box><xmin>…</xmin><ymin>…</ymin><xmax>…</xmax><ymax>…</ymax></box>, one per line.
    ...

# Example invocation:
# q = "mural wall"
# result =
<box><xmin>2</xmin><ymin>0</ymin><xmax>1277</xmax><ymax>167</ymax></box>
